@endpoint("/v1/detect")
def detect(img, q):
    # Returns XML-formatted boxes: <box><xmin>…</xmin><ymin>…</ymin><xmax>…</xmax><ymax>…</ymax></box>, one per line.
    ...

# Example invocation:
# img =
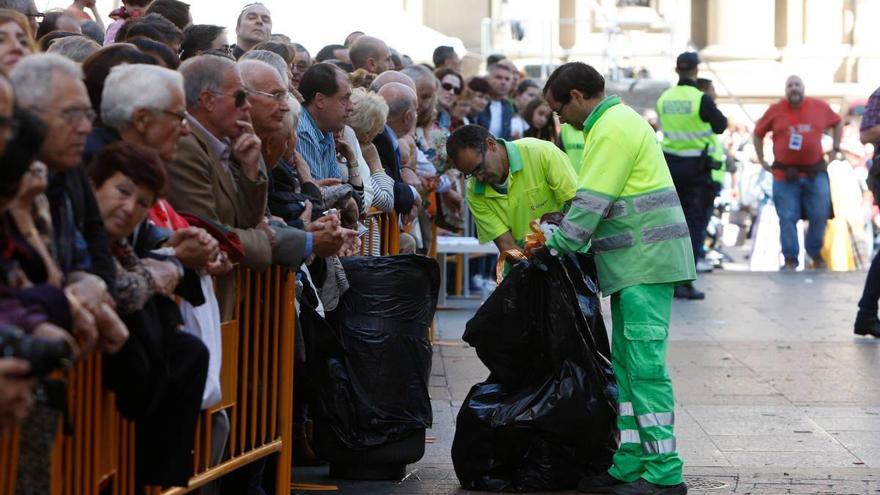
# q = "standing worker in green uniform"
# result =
<box><xmin>560</xmin><ymin>122</ymin><xmax>586</xmax><ymax>173</ymax></box>
<box><xmin>446</xmin><ymin>124</ymin><xmax>578</xmax><ymax>255</ymax></box>
<box><xmin>541</xmin><ymin>62</ymin><xmax>693</xmax><ymax>495</ymax></box>
<box><xmin>656</xmin><ymin>52</ymin><xmax>728</xmax><ymax>299</ymax></box>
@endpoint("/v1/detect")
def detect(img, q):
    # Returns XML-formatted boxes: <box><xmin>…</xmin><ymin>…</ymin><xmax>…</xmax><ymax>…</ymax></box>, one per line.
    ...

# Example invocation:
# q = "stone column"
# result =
<box><xmin>702</xmin><ymin>0</ymin><xmax>777</xmax><ymax>60</ymax></box>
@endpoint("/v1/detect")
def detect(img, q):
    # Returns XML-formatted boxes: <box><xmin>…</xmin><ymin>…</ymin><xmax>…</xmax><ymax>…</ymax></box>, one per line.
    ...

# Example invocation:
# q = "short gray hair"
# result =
<box><xmin>179</xmin><ymin>55</ymin><xmax>237</xmax><ymax>108</ymax></box>
<box><xmin>239</xmin><ymin>50</ymin><xmax>289</xmax><ymax>87</ymax></box>
<box><xmin>401</xmin><ymin>64</ymin><xmax>437</xmax><ymax>88</ymax></box>
<box><xmin>10</xmin><ymin>53</ymin><xmax>83</xmax><ymax>108</ymax></box>
<box><xmin>46</xmin><ymin>36</ymin><xmax>101</xmax><ymax>63</ymax></box>
<box><xmin>101</xmin><ymin>64</ymin><xmax>184</xmax><ymax>131</ymax></box>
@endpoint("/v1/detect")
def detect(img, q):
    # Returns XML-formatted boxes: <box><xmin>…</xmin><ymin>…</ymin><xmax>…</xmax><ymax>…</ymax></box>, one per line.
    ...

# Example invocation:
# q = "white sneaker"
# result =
<box><xmin>696</xmin><ymin>259</ymin><xmax>714</xmax><ymax>273</ymax></box>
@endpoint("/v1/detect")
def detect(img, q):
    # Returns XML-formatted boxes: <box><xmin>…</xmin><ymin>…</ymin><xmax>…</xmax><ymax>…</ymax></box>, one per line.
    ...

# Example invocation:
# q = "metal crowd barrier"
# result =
<box><xmin>360</xmin><ymin>209</ymin><xmax>400</xmax><ymax>256</ymax></box>
<box><xmin>0</xmin><ymin>266</ymin><xmax>297</xmax><ymax>495</ymax></box>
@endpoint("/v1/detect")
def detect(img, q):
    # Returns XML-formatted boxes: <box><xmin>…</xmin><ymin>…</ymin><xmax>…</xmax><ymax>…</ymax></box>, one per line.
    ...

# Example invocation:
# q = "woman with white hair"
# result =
<box><xmin>346</xmin><ymin>87</ymin><xmax>395</xmax><ymax>213</ymax></box>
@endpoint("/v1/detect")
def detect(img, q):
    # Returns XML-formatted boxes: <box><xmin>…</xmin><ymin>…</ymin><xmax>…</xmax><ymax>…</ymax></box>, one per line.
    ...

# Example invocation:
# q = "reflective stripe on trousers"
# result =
<box><xmin>642</xmin><ymin>437</ymin><xmax>677</xmax><ymax>455</ymax></box>
<box><xmin>663</xmin><ymin>130</ymin><xmax>713</xmax><ymax>140</ymax></box>
<box><xmin>662</xmin><ymin>147</ymin><xmax>716</xmax><ymax>158</ymax></box>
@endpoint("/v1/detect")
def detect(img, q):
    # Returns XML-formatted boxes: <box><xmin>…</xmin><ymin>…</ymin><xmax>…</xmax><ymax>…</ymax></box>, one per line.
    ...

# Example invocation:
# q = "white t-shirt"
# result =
<box><xmin>511</xmin><ymin>115</ymin><xmax>528</xmax><ymax>139</ymax></box>
<box><xmin>489</xmin><ymin>100</ymin><xmax>503</xmax><ymax>137</ymax></box>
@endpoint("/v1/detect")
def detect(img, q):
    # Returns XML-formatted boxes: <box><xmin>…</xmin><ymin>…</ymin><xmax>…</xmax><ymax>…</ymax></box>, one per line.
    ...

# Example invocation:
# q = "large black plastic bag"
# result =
<box><xmin>452</xmin><ymin>253</ymin><xmax>618</xmax><ymax>492</ymax></box>
<box><xmin>313</xmin><ymin>255</ymin><xmax>440</xmax><ymax>450</ymax></box>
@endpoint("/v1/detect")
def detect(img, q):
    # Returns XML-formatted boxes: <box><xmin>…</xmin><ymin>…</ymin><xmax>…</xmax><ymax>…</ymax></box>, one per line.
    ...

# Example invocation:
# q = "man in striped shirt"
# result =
<box><xmin>296</xmin><ymin>63</ymin><xmax>353</xmax><ymax>181</ymax></box>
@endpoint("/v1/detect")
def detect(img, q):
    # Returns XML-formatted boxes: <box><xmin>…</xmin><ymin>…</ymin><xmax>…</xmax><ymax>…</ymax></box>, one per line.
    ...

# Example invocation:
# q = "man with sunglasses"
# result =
<box><xmin>167</xmin><ymin>54</ymin><xmax>272</xmax><ymax>322</ymax></box>
<box><xmin>446</xmin><ymin>124</ymin><xmax>577</xmax><ymax>258</ymax></box>
<box><xmin>541</xmin><ymin>62</ymin><xmax>693</xmax><ymax>495</ymax></box>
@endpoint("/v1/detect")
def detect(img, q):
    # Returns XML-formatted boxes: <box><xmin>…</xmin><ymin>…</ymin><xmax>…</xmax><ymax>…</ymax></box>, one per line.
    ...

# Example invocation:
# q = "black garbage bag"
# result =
<box><xmin>452</xmin><ymin>253</ymin><xmax>618</xmax><ymax>492</ymax></box>
<box><xmin>310</xmin><ymin>255</ymin><xmax>439</xmax><ymax>450</ymax></box>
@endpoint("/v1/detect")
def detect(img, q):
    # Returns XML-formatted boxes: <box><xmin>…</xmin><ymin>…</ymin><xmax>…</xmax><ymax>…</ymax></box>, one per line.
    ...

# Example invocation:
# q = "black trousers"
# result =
<box><xmin>665</xmin><ymin>154</ymin><xmax>714</xmax><ymax>261</ymax></box>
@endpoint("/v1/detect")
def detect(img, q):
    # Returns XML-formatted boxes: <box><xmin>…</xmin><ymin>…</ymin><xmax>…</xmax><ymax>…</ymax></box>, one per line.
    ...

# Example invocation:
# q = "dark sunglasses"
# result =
<box><xmin>212</xmin><ymin>88</ymin><xmax>249</xmax><ymax>107</ymax></box>
<box><xmin>441</xmin><ymin>82</ymin><xmax>462</xmax><ymax>95</ymax></box>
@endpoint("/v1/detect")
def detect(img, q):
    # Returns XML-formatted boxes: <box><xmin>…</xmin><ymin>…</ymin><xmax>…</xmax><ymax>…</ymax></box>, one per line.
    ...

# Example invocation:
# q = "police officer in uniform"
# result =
<box><xmin>656</xmin><ymin>52</ymin><xmax>727</xmax><ymax>300</ymax></box>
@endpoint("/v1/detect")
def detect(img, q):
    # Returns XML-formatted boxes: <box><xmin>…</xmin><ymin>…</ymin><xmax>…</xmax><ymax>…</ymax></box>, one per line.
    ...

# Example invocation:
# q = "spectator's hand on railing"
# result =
<box><xmin>232</xmin><ymin>120</ymin><xmax>263</xmax><ymax>181</ymax></box>
<box><xmin>142</xmin><ymin>258</ymin><xmax>181</xmax><ymax>297</ymax></box>
<box><xmin>0</xmin><ymin>358</ymin><xmax>34</xmax><ymax>432</ymax></box>
<box><xmin>167</xmin><ymin>227</ymin><xmax>219</xmax><ymax>269</ymax></box>
<box><xmin>204</xmin><ymin>251</ymin><xmax>234</xmax><ymax>276</ymax></box>
<box><xmin>33</xmin><ymin>322</ymin><xmax>82</xmax><ymax>360</ymax></box>
<box><xmin>93</xmin><ymin>303</ymin><xmax>128</xmax><ymax>355</ymax></box>
<box><xmin>338</xmin><ymin>229</ymin><xmax>361</xmax><ymax>257</ymax></box>
<box><xmin>307</xmin><ymin>214</ymin><xmax>346</xmax><ymax>257</ymax></box>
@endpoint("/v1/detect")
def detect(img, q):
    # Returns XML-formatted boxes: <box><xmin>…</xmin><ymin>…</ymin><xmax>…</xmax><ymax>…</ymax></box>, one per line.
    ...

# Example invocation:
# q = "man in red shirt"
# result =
<box><xmin>754</xmin><ymin>75</ymin><xmax>842</xmax><ymax>270</ymax></box>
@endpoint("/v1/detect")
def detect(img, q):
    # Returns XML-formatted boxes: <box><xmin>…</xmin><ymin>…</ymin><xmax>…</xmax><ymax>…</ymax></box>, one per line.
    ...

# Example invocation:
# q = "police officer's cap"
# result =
<box><xmin>676</xmin><ymin>51</ymin><xmax>700</xmax><ymax>71</ymax></box>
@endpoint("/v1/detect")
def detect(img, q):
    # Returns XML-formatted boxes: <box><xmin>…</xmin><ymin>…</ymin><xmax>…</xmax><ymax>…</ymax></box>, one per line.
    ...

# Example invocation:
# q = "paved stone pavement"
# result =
<box><xmin>293</xmin><ymin>270</ymin><xmax>880</xmax><ymax>494</ymax></box>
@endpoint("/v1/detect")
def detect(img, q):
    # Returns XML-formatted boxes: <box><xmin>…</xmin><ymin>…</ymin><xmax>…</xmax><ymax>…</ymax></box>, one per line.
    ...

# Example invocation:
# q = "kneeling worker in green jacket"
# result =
<box><xmin>541</xmin><ymin>63</ymin><xmax>695</xmax><ymax>495</ymax></box>
<box><xmin>446</xmin><ymin>124</ymin><xmax>578</xmax><ymax>260</ymax></box>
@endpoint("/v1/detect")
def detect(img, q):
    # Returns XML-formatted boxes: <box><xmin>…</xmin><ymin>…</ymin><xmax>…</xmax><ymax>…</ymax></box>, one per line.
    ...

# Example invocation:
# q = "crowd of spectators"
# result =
<box><xmin>0</xmin><ymin>0</ymin><xmax>560</xmax><ymax>492</ymax></box>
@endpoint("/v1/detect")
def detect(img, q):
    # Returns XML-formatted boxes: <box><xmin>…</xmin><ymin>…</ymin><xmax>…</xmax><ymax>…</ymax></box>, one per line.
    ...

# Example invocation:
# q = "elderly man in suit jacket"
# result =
<box><xmin>167</xmin><ymin>55</ymin><xmax>277</xmax><ymax>321</ymax></box>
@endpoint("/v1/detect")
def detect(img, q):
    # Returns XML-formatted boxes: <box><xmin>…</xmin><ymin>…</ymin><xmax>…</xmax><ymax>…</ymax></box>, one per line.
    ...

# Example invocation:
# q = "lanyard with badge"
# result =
<box><xmin>786</xmin><ymin>103</ymin><xmax>803</xmax><ymax>151</ymax></box>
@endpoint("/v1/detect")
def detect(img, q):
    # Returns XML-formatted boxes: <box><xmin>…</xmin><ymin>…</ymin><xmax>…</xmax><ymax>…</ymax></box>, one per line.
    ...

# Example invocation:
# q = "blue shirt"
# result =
<box><xmin>296</xmin><ymin>107</ymin><xmax>341</xmax><ymax>180</ymax></box>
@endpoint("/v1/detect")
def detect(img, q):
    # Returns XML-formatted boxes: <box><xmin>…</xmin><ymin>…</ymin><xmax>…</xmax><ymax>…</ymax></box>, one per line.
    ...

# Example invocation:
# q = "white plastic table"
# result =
<box><xmin>435</xmin><ymin>236</ymin><xmax>499</xmax><ymax>305</ymax></box>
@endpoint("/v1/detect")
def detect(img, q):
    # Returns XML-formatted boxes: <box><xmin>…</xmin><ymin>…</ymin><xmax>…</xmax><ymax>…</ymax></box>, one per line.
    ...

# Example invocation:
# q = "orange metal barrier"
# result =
<box><xmin>361</xmin><ymin>209</ymin><xmax>400</xmax><ymax>256</ymax></box>
<box><xmin>0</xmin><ymin>266</ymin><xmax>296</xmax><ymax>495</ymax></box>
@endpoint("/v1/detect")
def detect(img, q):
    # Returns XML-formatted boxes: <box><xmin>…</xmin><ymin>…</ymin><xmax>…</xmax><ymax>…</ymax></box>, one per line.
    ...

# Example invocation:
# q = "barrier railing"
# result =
<box><xmin>361</xmin><ymin>209</ymin><xmax>400</xmax><ymax>256</ymax></box>
<box><xmin>0</xmin><ymin>266</ymin><xmax>296</xmax><ymax>495</ymax></box>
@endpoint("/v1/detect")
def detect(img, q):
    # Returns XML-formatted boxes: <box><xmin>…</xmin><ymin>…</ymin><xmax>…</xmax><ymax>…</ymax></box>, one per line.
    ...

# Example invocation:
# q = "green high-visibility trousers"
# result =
<box><xmin>607</xmin><ymin>283</ymin><xmax>683</xmax><ymax>486</ymax></box>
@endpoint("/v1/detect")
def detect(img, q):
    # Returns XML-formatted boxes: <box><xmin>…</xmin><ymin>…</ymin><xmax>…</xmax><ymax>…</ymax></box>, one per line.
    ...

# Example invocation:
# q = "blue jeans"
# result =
<box><xmin>772</xmin><ymin>172</ymin><xmax>831</xmax><ymax>261</ymax></box>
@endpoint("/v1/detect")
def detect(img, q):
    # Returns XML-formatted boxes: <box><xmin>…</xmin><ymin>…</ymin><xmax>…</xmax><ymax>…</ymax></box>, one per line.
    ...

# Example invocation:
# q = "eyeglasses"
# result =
<box><xmin>25</xmin><ymin>11</ymin><xmax>44</xmax><ymax>21</ymax></box>
<box><xmin>553</xmin><ymin>99</ymin><xmax>570</xmax><ymax>116</ymax></box>
<box><xmin>462</xmin><ymin>152</ymin><xmax>487</xmax><ymax>180</ymax></box>
<box><xmin>55</xmin><ymin>107</ymin><xmax>96</xmax><ymax>125</ymax></box>
<box><xmin>441</xmin><ymin>82</ymin><xmax>462</xmax><ymax>95</ymax></box>
<box><xmin>155</xmin><ymin>109</ymin><xmax>188</xmax><ymax>126</ymax></box>
<box><xmin>211</xmin><ymin>88</ymin><xmax>249</xmax><ymax>107</ymax></box>
<box><xmin>247</xmin><ymin>88</ymin><xmax>288</xmax><ymax>102</ymax></box>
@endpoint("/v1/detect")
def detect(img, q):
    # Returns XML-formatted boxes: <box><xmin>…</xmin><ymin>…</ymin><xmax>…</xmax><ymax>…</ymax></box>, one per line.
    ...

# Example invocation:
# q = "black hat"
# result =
<box><xmin>676</xmin><ymin>51</ymin><xmax>700</xmax><ymax>71</ymax></box>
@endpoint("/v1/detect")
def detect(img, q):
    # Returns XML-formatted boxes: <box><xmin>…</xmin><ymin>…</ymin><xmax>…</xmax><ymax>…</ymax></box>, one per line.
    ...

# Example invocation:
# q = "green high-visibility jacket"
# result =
<box><xmin>657</xmin><ymin>84</ymin><xmax>716</xmax><ymax>158</ymax></box>
<box><xmin>546</xmin><ymin>95</ymin><xmax>696</xmax><ymax>296</ymax></box>
<box><xmin>709</xmin><ymin>134</ymin><xmax>726</xmax><ymax>184</ymax></box>
<box><xmin>559</xmin><ymin>123</ymin><xmax>585</xmax><ymax>173</ymax></box>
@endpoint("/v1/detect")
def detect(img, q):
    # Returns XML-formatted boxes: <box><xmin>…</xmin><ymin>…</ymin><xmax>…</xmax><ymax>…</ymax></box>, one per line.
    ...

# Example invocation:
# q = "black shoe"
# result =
<box><xmin>578</xmin><ymin>472</ymin><xmax>627</xmax><ymax>493</ymax></box>
<box><xmin>611</xmin><ymin>479</ymin><xmax>688</xmax><ymax>495</ymax></box>
<box><xmin>781</xmin><ymin>259</ymin><xmax>799</xmax><ymax>271</ymax></box>
<box><xmin>854</xmin><ymin>317</ymin><xmax>880</xmax><ymax>338</ymax></box>
<box><xmin>674</xmin><ymin>283</ymin><xmax>705</xmax><ymax>300</ymax></box>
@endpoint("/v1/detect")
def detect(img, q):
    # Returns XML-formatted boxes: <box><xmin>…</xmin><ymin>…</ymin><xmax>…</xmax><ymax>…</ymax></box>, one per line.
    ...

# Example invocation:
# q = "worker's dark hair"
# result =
<box><xmin>446</xmin><ymin>124</ymin><xmax>492</xmax><ymax>163</ymax></box>
<box><xmin>543</xmin><ymin>62</ymin><xmax>604</xmax><ymax>104</ymax></box>
<box><xmin>486</xmin><ymin>53</ymin><xmax>505</xmax><ymax>66</ymax></box>
<box><xmin>432</xmin><ymin>45</ymin><xmax>455</xmax><ymax>68</ymax></box>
